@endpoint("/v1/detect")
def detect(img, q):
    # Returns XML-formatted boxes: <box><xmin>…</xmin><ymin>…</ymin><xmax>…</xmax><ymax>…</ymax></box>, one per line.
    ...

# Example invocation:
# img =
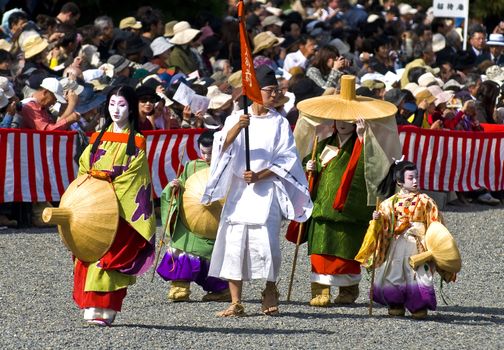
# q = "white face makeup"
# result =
<box><xmin>335</xmin><ymin>120</ymin><xmax>355</xmax><ymax>136</ymax></box>
<box><xmin>400</xmin><ymin>169</ymin><xmax>419</xmax><ymax>193</ymax></box>
<box><xmin>199</xmin><ymin>145</ymin><xmax>212</xmax><ymax>164</ymax></box>
<box><xmin>108</xmin><ymin>95</ymin><xmax>129</xmax><ymax>128</ymax></box>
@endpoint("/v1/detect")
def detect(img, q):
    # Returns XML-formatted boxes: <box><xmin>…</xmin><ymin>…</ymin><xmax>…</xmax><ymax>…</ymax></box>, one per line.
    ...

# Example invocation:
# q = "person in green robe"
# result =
<box><xmin>305</xmin><ymin>119</ymin><xmax>373</xmax><ymax>307</ymax></box>
<box><xmin>156</xmin><ymin>130</ymin><xmax>230</xmax><ymax>302</ymax></box>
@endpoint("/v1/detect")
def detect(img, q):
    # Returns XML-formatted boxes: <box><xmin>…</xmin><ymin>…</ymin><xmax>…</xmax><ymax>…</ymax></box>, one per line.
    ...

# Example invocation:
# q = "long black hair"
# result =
<box><xmin>378</xmin><ymin>160</ymin><xmax>417</xmax><ymax>198</ymax></box>
<box><xmin>90</xmin><ymin>85</ymin><xmax>140</xmax><ymax>157</ymax></box>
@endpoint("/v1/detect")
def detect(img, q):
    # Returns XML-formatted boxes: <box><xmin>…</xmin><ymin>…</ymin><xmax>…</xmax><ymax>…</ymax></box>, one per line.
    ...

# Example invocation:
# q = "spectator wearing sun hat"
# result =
<box><xmin>21</xmin><ymin>77</ymin><xmax>80</xmax><ymax>131</ymax></box>
<box><xmin>150</xmin><ymin>36</ymin><xmax>173</xmax><ymax>69</ymax></box>
<box><xmin>119</xmin><ymin>17</ymin><xmax>143</xmax><ymax>34</ymax></box>
<box><xmin>164</xmin><ymin>20</ymin><xmax>178</xmax><ymax>39</ymax></box>
<box><xmin>252</xmin><ymin>31</ymin><xmax>284</xmax><ymax>71</ymax></box>
<box><xmin>486</xmin><ymin>33</ymin><xmax>504</xmax><ymax>66</ymax></box>
<box><xmin>169</xmin><ymin>21</ymin><xmax>201</xmax><ymax>75</ymax></box>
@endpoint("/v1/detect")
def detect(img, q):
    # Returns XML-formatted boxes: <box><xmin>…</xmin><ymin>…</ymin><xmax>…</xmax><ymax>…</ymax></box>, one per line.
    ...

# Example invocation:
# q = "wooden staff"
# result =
<box><xmin>286</xmin><ymin>136</ymin><xmax>318</xmax><ymax>302</ymax></box>
<box><xmin>151</xmin><ymin>142</ymin><xmax>187</xmax><ymax>282</ymax></box>
<box><xmin>368</xmin><ymin>196</ymin><xmax>381</xmax><ymax>315</ymax></box>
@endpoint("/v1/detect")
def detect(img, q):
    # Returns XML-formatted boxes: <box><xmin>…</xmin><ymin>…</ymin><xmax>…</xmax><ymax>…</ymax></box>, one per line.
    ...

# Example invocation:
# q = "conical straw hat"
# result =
<box><xmin>409</xmin><ymin>221</ymin><xmax>461</xmax><ymax>273</ymax></box>
<box><xmin>42</xmin><ymin>174</ymin><xmax>119</xmax><ymax>262</ymax></box>
<box><xmin>297</xmin><ymin>75</ymin><xmax>397</xmax><ymax>121</ymax></box>
<box><xmin>180</xmin><ymin>167</ymin><xmax>224</xmax><ymax>239</ymax></box>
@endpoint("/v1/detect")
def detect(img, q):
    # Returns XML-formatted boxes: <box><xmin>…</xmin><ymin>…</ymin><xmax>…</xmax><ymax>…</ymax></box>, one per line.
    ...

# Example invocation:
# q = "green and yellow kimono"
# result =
<box><xmin>73</xmin><ymin>125</ymin><xmax>156</xmax><ymax>311</ymax></box>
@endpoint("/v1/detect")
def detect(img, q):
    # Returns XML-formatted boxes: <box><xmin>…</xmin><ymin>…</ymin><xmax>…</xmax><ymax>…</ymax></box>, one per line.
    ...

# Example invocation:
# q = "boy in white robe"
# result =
<box><xmin>202</xmin><ymin>65</ymin><xmax>313</xmax><ymax>317</ymax></box>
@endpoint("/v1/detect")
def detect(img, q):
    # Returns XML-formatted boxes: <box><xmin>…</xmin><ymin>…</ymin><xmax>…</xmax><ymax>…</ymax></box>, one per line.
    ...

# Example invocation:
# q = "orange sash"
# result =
<box><xmin>332</xmin><ymin>138</ymin><xmax>362</xmax><ymax>211</ymax></box>
<box><xmin>89</xmin><ymin>132</ymin><xmax>146</xmax><ymax>151</ymax></box>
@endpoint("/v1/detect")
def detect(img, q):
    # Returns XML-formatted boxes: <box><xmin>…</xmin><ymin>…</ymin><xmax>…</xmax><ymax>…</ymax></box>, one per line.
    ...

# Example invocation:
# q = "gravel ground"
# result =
<box><xmin>0</xmin><ymin>202</ymin><xmax>503</xmax><ymax>349</ymax></box>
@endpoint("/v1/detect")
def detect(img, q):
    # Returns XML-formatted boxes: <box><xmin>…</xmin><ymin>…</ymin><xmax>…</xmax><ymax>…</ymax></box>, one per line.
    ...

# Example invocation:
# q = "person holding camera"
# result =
<box><xmin>306</xmin><ymin>45</ymin><xmax>347</xmax><ymax>90</ymax></box>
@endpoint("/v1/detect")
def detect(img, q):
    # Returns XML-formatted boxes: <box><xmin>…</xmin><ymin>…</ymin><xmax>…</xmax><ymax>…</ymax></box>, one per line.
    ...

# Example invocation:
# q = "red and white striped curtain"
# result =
<box><xmin>1</xmin><ymin>126</ymin><xmax>503</xmax><ymax>203</ymax></box>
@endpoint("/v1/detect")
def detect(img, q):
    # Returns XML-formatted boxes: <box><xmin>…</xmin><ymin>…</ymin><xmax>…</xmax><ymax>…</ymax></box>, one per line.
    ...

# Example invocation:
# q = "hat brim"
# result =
<box><xmin>487</xmin><ymin>41</ymin><xmax>504</xmax><ymax>47</ymax></box>
<box><xmin>24</xmin><ymin>40</ymin><xmax>49</xmax><ymax>59</ymax></box>
<box><xmin>0</xmin><ymin>95</ymin><xmax>8</xmax><ymax>109</ymax></box>
<box><xmin>170</xmin><ymin>29</ymin><xmax>201</xmax><ymax>45</ymax></box>
<box><xmin>75</xmin><ymin>94</ymin><xmax>106</xmax><ymax>114</ymax></box>
<box><xmin>298</xmin><ymin>94</ymin><xmax>397</xmax><ymax>121</ymax></box>
<box><xmin>54</xmin><ymin>92</ymin><xmax>67</xmax><ymax>104</ymax></box>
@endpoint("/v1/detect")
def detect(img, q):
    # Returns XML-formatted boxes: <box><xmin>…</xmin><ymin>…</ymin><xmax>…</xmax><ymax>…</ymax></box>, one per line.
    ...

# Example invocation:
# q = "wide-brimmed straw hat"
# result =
<box><xmin>170</xmin><ymin>21</ymin><xmax>201</xmax><ymax>45</ymax></box>
<box><xmin>180</xmin><ymin>168</ymin><xmax>224</xmax><ymax>239</ymax></box>
<box><xmin>409</xmin><ymin>221</ymin><xmax>461</xmax><ymax>274</ymax></box>
<box><xmin>253</xmin><ymin>31</ymin><xmax>284</xmax><ymax>54</ymax></box>
<box><xmin>22</xmin><ymin>35</ymin><xmax>49</xmax><ymax>59</ymax></box>
<box><xmin>42</xmin><ymin>174</ymin><xmax>119</xmax><ymax>262</ymax></box>
<box><xmin>297</xmin><ymin>75</ymin><xmax>397</xmax><ymax>121</ymax></box>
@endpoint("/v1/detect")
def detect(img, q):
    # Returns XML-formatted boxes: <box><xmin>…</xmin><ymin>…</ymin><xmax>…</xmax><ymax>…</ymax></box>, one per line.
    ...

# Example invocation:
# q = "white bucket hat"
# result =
<box><xmin>150</xmin><ymin>36</ymin><xmax>173</xmax><ymax>56</ymax></box>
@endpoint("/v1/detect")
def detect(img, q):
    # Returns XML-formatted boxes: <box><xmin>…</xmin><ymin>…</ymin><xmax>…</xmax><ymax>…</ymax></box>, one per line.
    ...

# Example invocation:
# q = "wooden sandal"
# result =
<box><xmin>216</xmin><ymin>302</ymin><xmax>245</xmax><ymax>317</ymax></box>
<box><xmin>261</xmin><ymin>287</ymin><xmax>280</xmax><ymax>316</ymax></box>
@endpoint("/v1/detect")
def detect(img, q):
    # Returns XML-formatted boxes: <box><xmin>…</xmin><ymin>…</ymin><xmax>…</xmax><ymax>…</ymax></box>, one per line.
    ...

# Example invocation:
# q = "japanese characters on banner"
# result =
<box><xmin>433</xmin><ymin>0</ymin><xmax>469</xmax><ymax>18</ymax></box>
<box><xmin>433</xmin><ymin>0</ymin><xmax>469</xmax><ymax>50</ymax></box>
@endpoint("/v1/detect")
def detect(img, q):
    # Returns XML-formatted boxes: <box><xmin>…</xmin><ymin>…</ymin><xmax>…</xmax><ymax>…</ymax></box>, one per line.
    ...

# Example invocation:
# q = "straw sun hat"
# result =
<box><xmin>42</xmin><ymin>173</ymin><xmax>119</xmax><ymax>262</ymax></box>
<box><xmin>170</xmin><ymin>21</ymin><xmax>201</xmax><ymax>45</ymax></box>
<box><xmin>253</xmin><ymin>31</ymin><xmax>284</xmax><ymax>54</ymax></box>
<box><xmin>296</xmin><ymin>75</ymin><xmax>397</xmax><ymax>121</ymax></box>
<box><xmin>409</xmin><ymin>221</ymin><xmax>461</xmax><ymax>274</ymax></box>
<box><xmin>22</xmin><ymin>35</ymin><xmax>49</xmax><ymax>59</ymax></box>
<box><xmin>180</xmin><ymin>168</ymin><xmax>224</xmax><ymax>239</ymax></box>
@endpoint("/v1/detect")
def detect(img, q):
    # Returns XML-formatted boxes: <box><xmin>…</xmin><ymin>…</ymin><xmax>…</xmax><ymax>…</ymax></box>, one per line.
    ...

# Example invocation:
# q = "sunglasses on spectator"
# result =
<box><xmin>139</xmin><ymin>97</ymin><xmax>157</xmax><ymax>104</ymax></box>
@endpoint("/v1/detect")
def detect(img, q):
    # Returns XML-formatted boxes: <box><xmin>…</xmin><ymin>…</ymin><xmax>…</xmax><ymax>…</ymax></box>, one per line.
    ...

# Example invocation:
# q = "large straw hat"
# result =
<box><xmin>253</xmin><ymin>31</ymin><xmax>284</xmax><ymax>54</ymax></box>
<box><xmin>180</xmin><ymin>168</ymin><xmax>224</xmax><ymax>239</ymax></box>
<box><xmin>409</xmin><ymin>221</ymin><xmax>461</xmax><ymax>274</ymax></box>
<box><xmin>22</xmin><ymin>35</ymin><xmax>49</xmax><ymax>59</ymax></box>
<box><xmin>42</xmin><ymin>173</ymin><xmax>119</xmax><ymax>262</ymax></box>
<box><xmin>170</xmin><ymin>21</ymin><xmax>201</xmax><ymax>45</ymax></box>
<box><xmin>296</xmin><ymin>75</ymin><xmax>397</xmax><ymax>121</ymax></box>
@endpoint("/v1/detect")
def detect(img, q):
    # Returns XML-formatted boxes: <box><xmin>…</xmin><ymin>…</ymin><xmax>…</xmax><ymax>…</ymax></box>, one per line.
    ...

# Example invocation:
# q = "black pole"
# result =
<box><xmin>243</xmin><ymin>94</ymin><xmax>250</xmax><ymax>171</ymax></box>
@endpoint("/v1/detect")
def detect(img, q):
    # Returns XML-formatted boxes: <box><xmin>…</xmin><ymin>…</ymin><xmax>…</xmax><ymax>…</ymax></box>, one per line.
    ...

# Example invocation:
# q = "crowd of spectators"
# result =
<box><xmin>0</xmin><ymin>0</ymin><xmax>503</xmax><ymax>227</ymax></box>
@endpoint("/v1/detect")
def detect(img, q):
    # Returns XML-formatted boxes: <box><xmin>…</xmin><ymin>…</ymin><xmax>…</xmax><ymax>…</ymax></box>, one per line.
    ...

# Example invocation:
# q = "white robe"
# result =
<box><xmin>202</xmin><ymin>109</ymin><xmax>313</xmax><ymax>281</ymax></box>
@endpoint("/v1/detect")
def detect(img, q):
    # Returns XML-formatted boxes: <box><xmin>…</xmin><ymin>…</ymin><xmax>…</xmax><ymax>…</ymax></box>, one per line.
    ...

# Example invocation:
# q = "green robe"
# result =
<box><xmin>77</xmin><ymin>125</ymin><xmax>156</xmax><ymax>292</ymax></box>
<box><xmin>160</xmin><ymin>159</ymin><xmax>215</xmax><ymax>260</ymax></box>
<box><xmin>307</xmin><ymin>133</ymin><xmax>374</xmax><ymax>260</ymax></box>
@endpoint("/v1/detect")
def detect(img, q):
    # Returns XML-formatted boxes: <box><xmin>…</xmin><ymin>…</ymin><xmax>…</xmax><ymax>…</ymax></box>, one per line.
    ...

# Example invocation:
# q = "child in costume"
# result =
<box><xmin>156</xmin><ymin>130</ymin><xmax>230</xmax><ymax>302</ymax></box>
<box><xmin>356</xmin><ymin>159</ymin><xmax>456</xmax><ymax>319</ymax></box>
<box><xmin>74</xmin><ymin>85</ymin><xmax>156</xmax><ymax>326</ymax></box>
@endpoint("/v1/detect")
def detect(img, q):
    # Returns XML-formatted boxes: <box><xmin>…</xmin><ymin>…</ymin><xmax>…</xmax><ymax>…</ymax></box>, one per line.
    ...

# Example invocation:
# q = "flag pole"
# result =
<box><xmin>243</xmin><ymin>95</ymin><xmax>251</xmax><ymax>171</ymax></box>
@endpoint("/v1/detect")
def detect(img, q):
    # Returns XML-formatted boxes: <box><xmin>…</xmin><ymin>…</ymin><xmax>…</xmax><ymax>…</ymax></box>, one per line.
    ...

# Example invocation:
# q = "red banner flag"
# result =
<box><xmin>237</xmin><ymin>0</ymin><xmax>263</xmax><ymax>105</ymax></box>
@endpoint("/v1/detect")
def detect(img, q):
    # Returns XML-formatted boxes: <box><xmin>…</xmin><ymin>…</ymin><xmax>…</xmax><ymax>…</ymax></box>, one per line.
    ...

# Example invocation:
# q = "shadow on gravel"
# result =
<box><xmin>116</xmin><ymin>324</ymin><xmax>334</xmax><ymax>335</ymax></box>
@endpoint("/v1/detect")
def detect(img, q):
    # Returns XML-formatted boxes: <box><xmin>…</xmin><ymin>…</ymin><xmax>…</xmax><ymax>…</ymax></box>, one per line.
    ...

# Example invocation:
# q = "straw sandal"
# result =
<box><xmin>216</xmin><ymin>302</ymin><xmax>245</xmax><ymax>317</ymax></box>
<box><xmin>411</xmin><ymin>309</ymin><xmax>428</xmax><ymax>320</ymax></box>
<box><xmin>261</xmin><ymin>286</ymin><xmax>280</xmax><ymax>316</ymax></box>
<box><xmin>388</xmin><ymin>306</ymin><xmax>406</xmax><ymax>317</ymax></box>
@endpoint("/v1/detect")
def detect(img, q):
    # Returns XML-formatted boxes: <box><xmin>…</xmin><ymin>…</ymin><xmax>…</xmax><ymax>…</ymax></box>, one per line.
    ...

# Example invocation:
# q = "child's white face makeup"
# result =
<box><xmin>335</xmin><ymin>120</ymin><xmax>355</xmax><ymax>136</ymax></box>
<box><xmin>109</xmin><ymin>95</ymin><xmax>129</xmax><ymax>128</ymax></box>
<box><xmin>199</xmin><ymin>145</ymin><xmax>212</xmax><ymax>164</ymax></box>
<box><xmin>399</xmin><ymin>169</ymin><xmax>419</xmax><ymax>193</ymax></box>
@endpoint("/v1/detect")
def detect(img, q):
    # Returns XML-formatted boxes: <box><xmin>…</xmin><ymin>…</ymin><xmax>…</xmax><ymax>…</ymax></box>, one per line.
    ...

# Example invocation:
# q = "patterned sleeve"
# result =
<box><xmin>307</xmin><ymin>67</ymin><xmax>342</xmax><ymax>89</ymax></box>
